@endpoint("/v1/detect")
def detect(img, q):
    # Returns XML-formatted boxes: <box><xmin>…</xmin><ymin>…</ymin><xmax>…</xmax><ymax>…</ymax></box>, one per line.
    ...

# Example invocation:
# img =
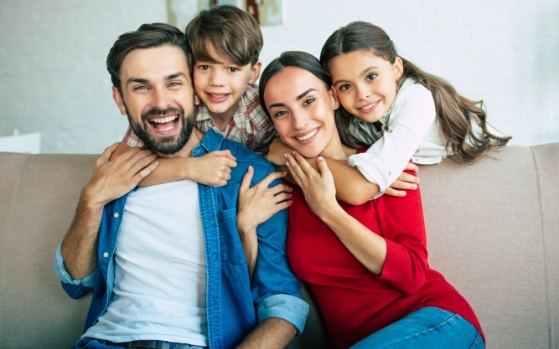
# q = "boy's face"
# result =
<box><xmin>193</xmin><ymin>44</ymin><xmax>261</xmax><ymax>121</ymax></box>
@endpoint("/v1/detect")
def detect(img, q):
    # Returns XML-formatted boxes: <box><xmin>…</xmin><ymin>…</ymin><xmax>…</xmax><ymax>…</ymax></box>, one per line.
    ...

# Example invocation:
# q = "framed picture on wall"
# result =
<box><xmin>168</xmin><ymin>0</ymin><xmax>283</xmax><ymax>28</ymax></box>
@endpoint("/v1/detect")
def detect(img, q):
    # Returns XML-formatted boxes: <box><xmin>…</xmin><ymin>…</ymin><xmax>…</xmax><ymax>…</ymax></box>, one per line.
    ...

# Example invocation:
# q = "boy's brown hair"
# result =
<box><xmin>186</xmin><ymin>5</ymin><xmax>263</xmax><ymax>66</ymax></box>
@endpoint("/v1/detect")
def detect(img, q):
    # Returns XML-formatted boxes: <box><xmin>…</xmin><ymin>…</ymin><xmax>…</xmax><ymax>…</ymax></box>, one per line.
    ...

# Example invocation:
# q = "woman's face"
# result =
<box><xmin>263</xmin><ymin>66</ymin><xmax>340</xmax><ymax>158</ymax></box>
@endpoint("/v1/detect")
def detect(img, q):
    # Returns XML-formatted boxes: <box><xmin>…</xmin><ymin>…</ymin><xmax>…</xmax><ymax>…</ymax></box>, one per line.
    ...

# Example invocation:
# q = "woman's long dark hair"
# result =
<box><xmin>320</xmin><ymin>21</ymin><xmax>511</xmax><ymax>162</ymax></box>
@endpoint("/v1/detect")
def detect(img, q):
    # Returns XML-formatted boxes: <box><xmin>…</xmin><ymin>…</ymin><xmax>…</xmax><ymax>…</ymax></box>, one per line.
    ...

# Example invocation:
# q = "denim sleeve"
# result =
<box><xmin>53</xmin><ymin>243</ymin><xmax>95</xmax><ymax>299</ymax></box>
<box><xmin>250</xmin><ymin>163</ymin><xmax>309</xmax><ymax>333</ymax></box>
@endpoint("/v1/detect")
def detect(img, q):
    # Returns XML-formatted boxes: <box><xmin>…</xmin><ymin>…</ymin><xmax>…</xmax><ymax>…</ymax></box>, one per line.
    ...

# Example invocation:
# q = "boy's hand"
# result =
<box><xmin>385</xmin><ymin>162</ymin><xmax>419</xmax><ymax>197</ymax></box>
<box><xmin>266</xmin><ymin>138</ymin><xmax>292</xmax><ymax>166</ymax></box>
<box><xmin>191</xmin><ymin>150</ymin><xmax>237</xmax><ymax>187</ymax></box>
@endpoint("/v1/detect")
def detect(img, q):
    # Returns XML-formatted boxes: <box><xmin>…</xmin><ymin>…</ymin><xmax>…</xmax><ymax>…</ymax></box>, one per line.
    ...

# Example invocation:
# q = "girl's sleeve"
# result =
<box><xmin>348</xmin><ymin>84</ymin><xmax>436</xmax><ymax>196</ymax></box>
<box><xmin>375</xmin><ymin>177</ymin><xmax>429</xmax><ymax>294</ymax></box>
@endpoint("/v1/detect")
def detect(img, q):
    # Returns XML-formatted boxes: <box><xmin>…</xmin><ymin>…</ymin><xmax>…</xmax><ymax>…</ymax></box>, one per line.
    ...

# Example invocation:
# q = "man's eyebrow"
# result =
<box><xmin>125</xmin><ymin>72</ymin><xmax>188</xmax><ymax>88</ymax></box>
<box><xmin>167</xmin><ymin>72</ymin><xmax>188</xmax><ymax>80</ymax></box>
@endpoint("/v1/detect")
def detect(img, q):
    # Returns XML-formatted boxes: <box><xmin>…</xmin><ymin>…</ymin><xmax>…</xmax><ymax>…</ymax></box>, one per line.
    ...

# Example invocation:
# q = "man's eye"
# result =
<box><xmin>169</xmin><ymin>81</ymin><xmax>181</xmax><ymax>87</ymax></box>
<box><xmin>133</xmin><ymin>86</ymin><xmax>147</xmax><ymax>91</ymax></box>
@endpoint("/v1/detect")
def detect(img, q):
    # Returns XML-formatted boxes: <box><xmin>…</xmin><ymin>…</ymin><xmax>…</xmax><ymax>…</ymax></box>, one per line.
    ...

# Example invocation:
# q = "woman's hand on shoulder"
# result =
<box><xmin>285</xmin><ymin>152</ymin><xmax>341</xmax><ymax>218</ymax></box>
<box><xmin>265</xmin><ymin>137</ymin><xmax>292</xmax><ymax>166</ymax></box>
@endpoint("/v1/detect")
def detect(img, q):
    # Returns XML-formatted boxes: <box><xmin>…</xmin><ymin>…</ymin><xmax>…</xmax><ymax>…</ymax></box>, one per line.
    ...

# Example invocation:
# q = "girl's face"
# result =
<box><xmin>328</xmin><ymin>49</ymin><xmax>403</xmax><ymax>123</ymax></box>
<box><xmin>263</xmin><ymin>66</ymin><xmax>341</xmax><ymax>159</ymax></box>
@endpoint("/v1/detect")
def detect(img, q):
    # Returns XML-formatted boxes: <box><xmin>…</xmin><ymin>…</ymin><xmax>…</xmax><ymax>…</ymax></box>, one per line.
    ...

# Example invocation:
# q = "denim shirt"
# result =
<box><xmin>53</xmin><ymin>130</ymin><xmax>309</xmax><ymax>349</ymax></box>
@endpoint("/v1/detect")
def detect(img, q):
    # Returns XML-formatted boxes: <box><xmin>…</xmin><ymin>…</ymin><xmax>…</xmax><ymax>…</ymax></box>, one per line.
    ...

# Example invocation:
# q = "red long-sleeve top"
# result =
<box><xmin>287</xmin><ymin>170</ymin><xmax>484</xmax><ymax>348</ymax></box>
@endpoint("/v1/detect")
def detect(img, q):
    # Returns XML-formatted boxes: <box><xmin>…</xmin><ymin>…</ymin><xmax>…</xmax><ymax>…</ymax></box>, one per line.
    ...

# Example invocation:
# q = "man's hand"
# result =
<box><xmin>384</xmin><ymin>162</ymin><xmax>419</xmax><ymax>197</ymax></box>
<box><xmin>190</xmin><ymin>150</ymin><xmax>237</xmax><ymax>187</ymax></box>
<box><xmin>83</xmin><ymin>143</ymin><xmax>159</xmax><ymax>208</ymax></box>
<box><xmin>61</xmin><ymin>143</ymin><xmax>158</xmax><ymax>280</ymax></box>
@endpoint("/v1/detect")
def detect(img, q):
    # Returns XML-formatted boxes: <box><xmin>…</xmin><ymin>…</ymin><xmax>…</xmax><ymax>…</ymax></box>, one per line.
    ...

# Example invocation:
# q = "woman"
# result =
<box><xmin>253</xmin><ymin>51</ymin><xmax>484</xmax><ymax>349</ymax></box>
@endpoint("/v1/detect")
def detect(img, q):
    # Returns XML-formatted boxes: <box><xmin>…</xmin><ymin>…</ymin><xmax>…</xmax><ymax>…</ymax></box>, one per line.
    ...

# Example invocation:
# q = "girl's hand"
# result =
<box><xmin>385</xmin><ymin>162</ymin><xmax>419</xmax><ymax>197</ymax></box>
<box><xmin>285</xmin><ymin>152</ymin><xmax>340</xmax><ymax>218</ymax></box>
<box><xmin>266</xmin><ymin>137</ymin><xmax>292</xmax><ymax>166</ymax></box>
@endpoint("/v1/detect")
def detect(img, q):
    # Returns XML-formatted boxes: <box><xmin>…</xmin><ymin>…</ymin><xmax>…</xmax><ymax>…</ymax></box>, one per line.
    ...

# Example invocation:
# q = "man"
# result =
<box><xmin>53</xmin><ymin>23</ymin><xmax>308</xmax><ymax>349</ymax></box>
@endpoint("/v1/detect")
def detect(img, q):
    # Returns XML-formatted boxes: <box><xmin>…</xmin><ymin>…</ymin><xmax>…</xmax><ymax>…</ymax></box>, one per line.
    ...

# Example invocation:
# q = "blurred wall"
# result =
<box><xmin>1</xmin><ymin>0</ymin><xmax>557</xmax><ymax>153</ymax></box>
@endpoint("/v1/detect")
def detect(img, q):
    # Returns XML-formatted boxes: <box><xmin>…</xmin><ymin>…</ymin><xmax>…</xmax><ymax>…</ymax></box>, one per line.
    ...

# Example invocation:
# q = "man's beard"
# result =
<box><xmin>127</xmin><ymin>106</ymin><xmax>195</xmax><ymax>155</ymax></box>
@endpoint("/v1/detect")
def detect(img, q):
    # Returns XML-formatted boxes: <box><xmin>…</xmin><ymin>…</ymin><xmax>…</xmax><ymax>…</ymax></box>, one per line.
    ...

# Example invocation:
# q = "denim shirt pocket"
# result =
<box><xmin>218</xmin><ymin>208</ymin><xmax>246</xmax><ymax>265</ymax></box>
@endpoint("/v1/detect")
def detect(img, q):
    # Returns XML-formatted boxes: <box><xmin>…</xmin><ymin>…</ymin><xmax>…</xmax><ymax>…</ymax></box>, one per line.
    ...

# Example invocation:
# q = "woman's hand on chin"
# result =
<box><xmin>285</xmin><ymin>152</ymin><xmax>341</xmax><ymax>218</ymax></box>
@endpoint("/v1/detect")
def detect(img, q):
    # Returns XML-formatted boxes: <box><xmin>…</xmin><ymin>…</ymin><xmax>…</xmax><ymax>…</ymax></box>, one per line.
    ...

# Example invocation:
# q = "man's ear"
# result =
<box><xmin>329</xmin><ymin>86</ymin><xmax>340</xmax><ymax>110</ymax></box>
<box><xmin>248</xmin><ymin>61</ymin><xmax>262</xmax><ymax>86</ymax></box>
<box><xmin>112</xmin><ymin>87</ymin><xmax>127</xmax><ymax>116</ymax></box>
<box><xmin>394</xmin><ymin>56</ymin><xmax>404</xmax><ymax>82</ymax></box>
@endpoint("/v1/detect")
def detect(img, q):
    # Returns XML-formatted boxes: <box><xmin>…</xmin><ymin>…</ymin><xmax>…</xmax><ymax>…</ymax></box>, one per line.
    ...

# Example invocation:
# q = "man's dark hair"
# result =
<box><xmin>107</xmin><ymin>23</ymin><xmax>193</xmax><ymax>92</ymax></box>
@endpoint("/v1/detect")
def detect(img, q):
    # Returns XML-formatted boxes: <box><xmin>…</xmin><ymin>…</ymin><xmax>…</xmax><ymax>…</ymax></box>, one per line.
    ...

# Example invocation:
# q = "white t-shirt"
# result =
<box><xmin>83</xmin><ymin>180</ymin><xmax>208</xmax><ymax>346</ymax></box>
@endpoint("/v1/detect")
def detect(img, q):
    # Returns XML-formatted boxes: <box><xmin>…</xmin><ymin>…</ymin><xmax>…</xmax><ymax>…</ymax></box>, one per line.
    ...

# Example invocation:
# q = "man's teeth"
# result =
<box><xmin>296</xmin><ymin>129</ymin><xmax>318</xmax><ymax>141</ymax></box>
<box><xmin>151</xmin><ymin>116</ymin><xmax>176</xmax><ymax>123</ymax></box>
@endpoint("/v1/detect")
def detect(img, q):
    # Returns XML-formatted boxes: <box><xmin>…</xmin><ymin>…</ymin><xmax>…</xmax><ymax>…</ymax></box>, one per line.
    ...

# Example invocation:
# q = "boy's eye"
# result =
<box><xmin>227</xmin><ymin>67</ymin><xmax>240</xmax><ymax>73</ymax></box>
<box><xmin>198</xmin><ymin>65</ymin><xmax>210</xmax><ymax>71</ymax></box>
<box><xmin>366</xmin><ymin>73</ymin><xmax>378</xmax><ymax>81</ymax></box>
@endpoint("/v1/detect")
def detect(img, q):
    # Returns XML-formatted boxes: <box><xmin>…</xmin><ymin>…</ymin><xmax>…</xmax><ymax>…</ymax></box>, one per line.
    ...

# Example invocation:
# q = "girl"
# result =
<box><xmin>256</xmin><ymin>50</ymin><xmax>484</xmax><ymax>348</ymax></box>
<box><xmin>319</xmin><ymin>21</ymin><xmax>511</xmax><ymax>197</ymax></box>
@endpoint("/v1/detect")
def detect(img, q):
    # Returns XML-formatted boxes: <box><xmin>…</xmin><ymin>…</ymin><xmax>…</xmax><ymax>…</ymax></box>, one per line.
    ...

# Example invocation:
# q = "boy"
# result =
<box><xmin>121</xmin><ymin>5</ymin><xmax>276</xmax><ymax>187</ymax></box>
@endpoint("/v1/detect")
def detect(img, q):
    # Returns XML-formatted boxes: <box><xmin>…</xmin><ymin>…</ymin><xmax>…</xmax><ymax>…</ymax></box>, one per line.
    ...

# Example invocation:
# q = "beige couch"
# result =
<box><xmin>1</xmin><ymin>143</ymin><xmax>558</xmax><ymax>348</ymax></box>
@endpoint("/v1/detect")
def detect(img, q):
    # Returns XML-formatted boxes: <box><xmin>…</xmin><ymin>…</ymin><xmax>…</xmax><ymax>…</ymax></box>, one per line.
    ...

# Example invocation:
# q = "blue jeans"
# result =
<box><xmin>350</xmin><ymin>307</ymin><xmax>484</xmax><ymax>349</ymax></box>
<box><xmin>71</xmin><ymin>338</ymin><xmax>123</xmax><ymax>349</ymax></box>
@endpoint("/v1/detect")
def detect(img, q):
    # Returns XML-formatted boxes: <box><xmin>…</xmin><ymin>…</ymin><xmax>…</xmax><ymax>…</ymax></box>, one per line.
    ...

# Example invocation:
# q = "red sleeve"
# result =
<box><xmin>375</xmin><ymin>170</ymin><xmax>429</xmax><ymax>294</ymax></box>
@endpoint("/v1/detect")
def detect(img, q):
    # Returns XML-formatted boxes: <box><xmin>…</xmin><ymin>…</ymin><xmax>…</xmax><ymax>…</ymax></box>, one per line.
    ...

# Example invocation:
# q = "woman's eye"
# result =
<box><xmin>273</xmin><ymin>110</ymin><xmax>288</xmax><ymax>118</ymax></box>
<box><xmin>303</xmin><ymin>97</ymin><xmax>315</xmax><ymax>106</ymax></box>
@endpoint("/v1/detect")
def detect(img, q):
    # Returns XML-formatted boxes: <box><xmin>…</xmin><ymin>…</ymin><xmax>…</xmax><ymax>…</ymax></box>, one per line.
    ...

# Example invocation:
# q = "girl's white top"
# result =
<box><xmin>347</xmin><ymin>78</ymin><xmax>447</xmax><ymax>197</ymax></box>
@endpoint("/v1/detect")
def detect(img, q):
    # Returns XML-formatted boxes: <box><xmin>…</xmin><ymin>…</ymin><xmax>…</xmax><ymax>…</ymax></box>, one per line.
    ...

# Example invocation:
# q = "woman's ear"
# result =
<box><xmin>330</xmin><ymin>86</ymin><xmax>340</xmax><ymax>110</ymax></box>
<box><xmin>112</xmin><ymin>87</ymin><xmax>127</xmax><ymax>116</ymax></box>
<box><xmin>394</xmin><ymin>56</ymin><xmax>404</xmax><ymax>82</ymax></box>
<box><xmin>248</xmin><ymin>61</ymin><xmax>262</xmax><ymax>86</ymax></box>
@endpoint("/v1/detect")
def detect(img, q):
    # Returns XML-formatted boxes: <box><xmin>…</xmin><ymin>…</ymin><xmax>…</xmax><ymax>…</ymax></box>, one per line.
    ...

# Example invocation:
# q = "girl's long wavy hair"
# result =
<box><xmin>320</xmin><ymin>21</ymin><xmax>511</xmax><ymax>162</ymax></box>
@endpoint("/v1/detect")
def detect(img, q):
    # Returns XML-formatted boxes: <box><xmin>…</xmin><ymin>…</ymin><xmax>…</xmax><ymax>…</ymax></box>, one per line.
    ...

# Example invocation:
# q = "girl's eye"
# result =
<box><xmin>366</xmin><ymin>73</ymin><xmax>378</xmax><ymax>81</ymax></box>
<box><xmin>338</xmin><ymin>84</ymin><xmax>350</xmax><ymax>92</ymax></box>
<box><xmin>303</xmin><ymin>97</ymin><xmax>315</xmax><ymax>106</ymax></box>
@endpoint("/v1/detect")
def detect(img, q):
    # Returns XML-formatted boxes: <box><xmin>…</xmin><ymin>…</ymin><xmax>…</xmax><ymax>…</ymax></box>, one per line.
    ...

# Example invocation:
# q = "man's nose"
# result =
<box><xmin>151</xmin><ymin>88</ymin><xmax>171</xmax><ymax>110</ymax></box>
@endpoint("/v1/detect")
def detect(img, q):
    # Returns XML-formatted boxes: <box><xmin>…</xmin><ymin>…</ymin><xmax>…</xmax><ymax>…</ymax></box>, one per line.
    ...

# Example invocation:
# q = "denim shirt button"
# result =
<box><xmin>103</xmin><ymin>252</ymin><xmax>109</xmax><ymax>258</ymax></box>
<box><xmin>113</xmin><ymin>212</ymin><xmax>119</xmax><ymax>219</ymax></box>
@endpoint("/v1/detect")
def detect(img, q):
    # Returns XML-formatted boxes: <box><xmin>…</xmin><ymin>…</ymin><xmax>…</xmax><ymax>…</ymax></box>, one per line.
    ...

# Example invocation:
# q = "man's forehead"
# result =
<box><xmin>120</xmin><ymin>45</ymin><xmax>190</xmax><ymax>80</ymax></box>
